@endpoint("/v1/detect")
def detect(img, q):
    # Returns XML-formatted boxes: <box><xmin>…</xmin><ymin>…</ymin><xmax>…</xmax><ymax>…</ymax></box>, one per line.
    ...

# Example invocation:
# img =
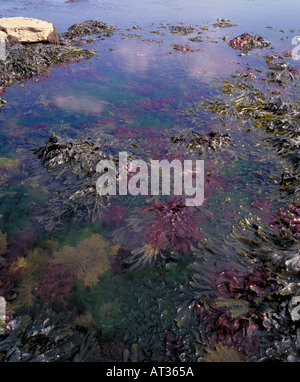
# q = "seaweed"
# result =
<box><xmin>169</xmin><ymin>25</ymin><xmax>197</xmax><ymax>35</ymax></box>
<box><xmin>61</xmin><ymin>20</ymin><xmax>116</xmax><ymax>39</ymax></box>
<box><xmin>199</xmin><ymin>73</ymin><xmax>300</xmax><ymax>196</ymax></box>
<box><xmin>124</xmin><ymin>198</ymin><xmax>204</xmax><ymax>270</ymax></box>
<box><xmin>228</xmin><ymin>33</ymin><xmax>270</xmax><ymax>51</ymax></box>
<box><xmin>20</xmin><ymin>134</ymin><xmax>142</xmax><ymax>230</ymax></box>
<box><xmin>178</xmin><ymin>213</ymin><xmax>300</xmax><ymax>360</ymax></box>
<box><xmin>70</xmin><ymin>260</ymin><xmax>195</xmax><ymax>361</ymax></box>
<box><xmin>110</xmin><ymin>245</ymin><xmax>131</xmax><ymax>275</ymax></box>
<box><xmin>0</xmin><ymin>258</ymin><xmax>20</xmax><ymax>299</ymax></box>
<box><xmin>37</xmin><ymin>264</ymin><xmax>77</xmax><ymax>311</ymax></box>
<box><xmin>212</xmin><ymin>18</ymin><xmax>238</xmax><ymax>29</ymax></box>
<box><xmin>51</xmin><ymin>234</ymin><xmax>111</xmax><ymax>288</ymax></box>
<box><xmin>171</xmin><ymin>130</ymin><xmax>231</xmax><ymax>154</ymax></box>
<box><xmin>271</xmin><ymin>202</ymin><xmax>300</xmax><ymax>238</ymax></box>
<box><xmin>203</xmin><ymin>343</ymin><xmax>244</xmax><ymax>362</ymax></box>
<box><xmin>0</xmin><ymin>39</ymin><xmax>95</xmax><ymax>88</ymax></box>
<box><xmin>0</xmin><ymin>306</ymin><xmax>100</xmax><ymax>361</ymax></box>
<box><xmin>22</xmin><ymin>135</ymin><xmax>116</xmax><ymax>230</ymax></box>
<box><xmin>99</xmin><ymin>338</ymin><xmax>126</xmax><ymax>362</ymax></box>
<box><xmin>14</xmin><ymin>248</ymin><xmax>48</xmax><ymax>308</ymax></box>
<box><xmin>7</xmin><ymin>225</ymin><xmax>36</xmax><ymax>259</ymax></box>
<box><xmin>0</xmin><ymin>230</ymin><xmax>7</xmax><ymax>255</ymax></box>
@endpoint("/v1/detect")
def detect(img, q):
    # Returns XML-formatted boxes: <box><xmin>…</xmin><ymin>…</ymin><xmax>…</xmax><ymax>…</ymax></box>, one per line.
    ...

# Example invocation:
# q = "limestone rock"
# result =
<box><xmin>0</xmin><ymin>17</ymin><xmax>59</xmax><ymax>44</ymax></box>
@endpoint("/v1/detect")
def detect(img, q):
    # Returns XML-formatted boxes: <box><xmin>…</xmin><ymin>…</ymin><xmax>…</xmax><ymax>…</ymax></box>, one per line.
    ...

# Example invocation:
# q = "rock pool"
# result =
<box><xmin>0</xmin><ymin>0</ymin><xmax>299</xmax><ymax>364</ymax></box>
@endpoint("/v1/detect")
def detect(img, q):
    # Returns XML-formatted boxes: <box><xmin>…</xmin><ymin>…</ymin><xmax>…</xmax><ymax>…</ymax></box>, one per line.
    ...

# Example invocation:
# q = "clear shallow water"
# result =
<box><xmin>0</xmin><ymin>0</ymin><xmax>300</xmax><ymax>362</ymax></box>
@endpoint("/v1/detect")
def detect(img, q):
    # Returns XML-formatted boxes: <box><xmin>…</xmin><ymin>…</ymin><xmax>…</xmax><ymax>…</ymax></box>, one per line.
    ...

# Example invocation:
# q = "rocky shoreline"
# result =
<box><xmin>0</xmin><ymin>18</ymin><xmax>117</xmax><ymax>109</ymax></box>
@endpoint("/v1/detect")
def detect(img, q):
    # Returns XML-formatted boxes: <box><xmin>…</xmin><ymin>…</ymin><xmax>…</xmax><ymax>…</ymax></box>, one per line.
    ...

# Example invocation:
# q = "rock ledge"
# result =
<box><xmin>0</xmin><ymin>17</ymin><xmax>59</xmax><ymax>44</ymax></box>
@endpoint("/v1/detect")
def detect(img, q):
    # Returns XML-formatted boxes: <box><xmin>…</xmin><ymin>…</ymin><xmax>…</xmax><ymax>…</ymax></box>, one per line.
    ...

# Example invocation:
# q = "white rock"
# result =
<box><xmin>0</xmin><ymin>17</ymin><xmax>59</xmax><ymax>44</ymax></box>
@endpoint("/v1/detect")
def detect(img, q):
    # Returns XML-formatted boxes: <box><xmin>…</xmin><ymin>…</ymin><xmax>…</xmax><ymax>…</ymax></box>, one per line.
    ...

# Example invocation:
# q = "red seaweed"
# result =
<box><xmin>37</xmin><ymin>264</ymin><xmax>77</xmax><ymax>310</ymax></box>
<box><xmin>142</xmin><ymin>198</ymin><xmax>204</xmax><ymax>254</ymax></box>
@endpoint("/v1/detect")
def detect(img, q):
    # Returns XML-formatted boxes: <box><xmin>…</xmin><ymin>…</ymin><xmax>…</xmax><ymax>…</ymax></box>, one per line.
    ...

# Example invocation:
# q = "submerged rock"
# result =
<box><xmin>0</xmin><ymin>17</ymin><xmax>59</xmax><ymax>44</ymax></box>
<box><xmin>22</xmin><ymin>135</ymin><xmax>121</xmax><ymax>230</ymax></box>
<box><xmin>228</xmin><ymin>33</ymin><xmax>270</xmax><ymax>51</ymax></box>
<box><xmin>172</xmin><ymin>44</ymin><xmax>196</xmax><ymax>52</ymax></box>
<box><xmin>169</xmin><ymin>25</ymin><xmax>196</xmax><ymax>35</ymax></box>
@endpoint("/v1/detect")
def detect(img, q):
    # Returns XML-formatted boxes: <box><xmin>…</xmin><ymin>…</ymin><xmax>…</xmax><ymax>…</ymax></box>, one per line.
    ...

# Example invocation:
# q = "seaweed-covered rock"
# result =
<box><xmin>0</xmin><ymin>17</ymin><xmax>59</xmax><ymax>44</ymax></box>
<box><xmin>169</xmin><ymin>25</ymin><xmax>196</xmax><ymax>35</ymax></box>
<box><xmin>18</xmin><ymin>133</ymin><xmax>143</xmax><ymax>230</ymax></box>
<box><xmin>228</xmin><ymin>33</ymin><xmax>270</xmax><ymax>51</ymax></box>
<box><xmin>61</xmin><ymin>20</ymin><xmax>116</xmax><ymax>39</ymax></box>
<box><xmin>21</xmin><ymin>135</ymin><xmax>118</xmax><ymax>230</ymax></box>
<box><xmin>213</xmin><ymin>18</ymin><xmax>237</xmax><ymax>28</ymax></box>
<box><xmin>172</xmin><ymin>44</ymin><xmax>196</xmax><ymax>52</ymax></box>
<box><xmin>0</xmin><ymin>36</ymin><xmax>95</xmax><ymax>88</ymax></box>
<box><xmin>0</xmin><ymin>19</ymin><xmax>115</xmax><ymax>95</ymax></box>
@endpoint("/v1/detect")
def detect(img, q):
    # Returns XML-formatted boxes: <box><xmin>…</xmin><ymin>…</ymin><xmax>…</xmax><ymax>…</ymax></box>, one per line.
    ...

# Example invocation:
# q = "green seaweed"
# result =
<box><xmin>70</xmin><ymin>258</ymin><xmax>196</xmax><ymax>360</ymax></box>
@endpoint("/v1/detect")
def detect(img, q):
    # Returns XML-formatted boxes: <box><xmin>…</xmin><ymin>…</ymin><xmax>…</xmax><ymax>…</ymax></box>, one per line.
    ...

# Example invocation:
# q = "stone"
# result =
<box><xmin>0</xmin><ymin>17</ymin><xmax>59</xmax><ymax>44</ymax></box>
